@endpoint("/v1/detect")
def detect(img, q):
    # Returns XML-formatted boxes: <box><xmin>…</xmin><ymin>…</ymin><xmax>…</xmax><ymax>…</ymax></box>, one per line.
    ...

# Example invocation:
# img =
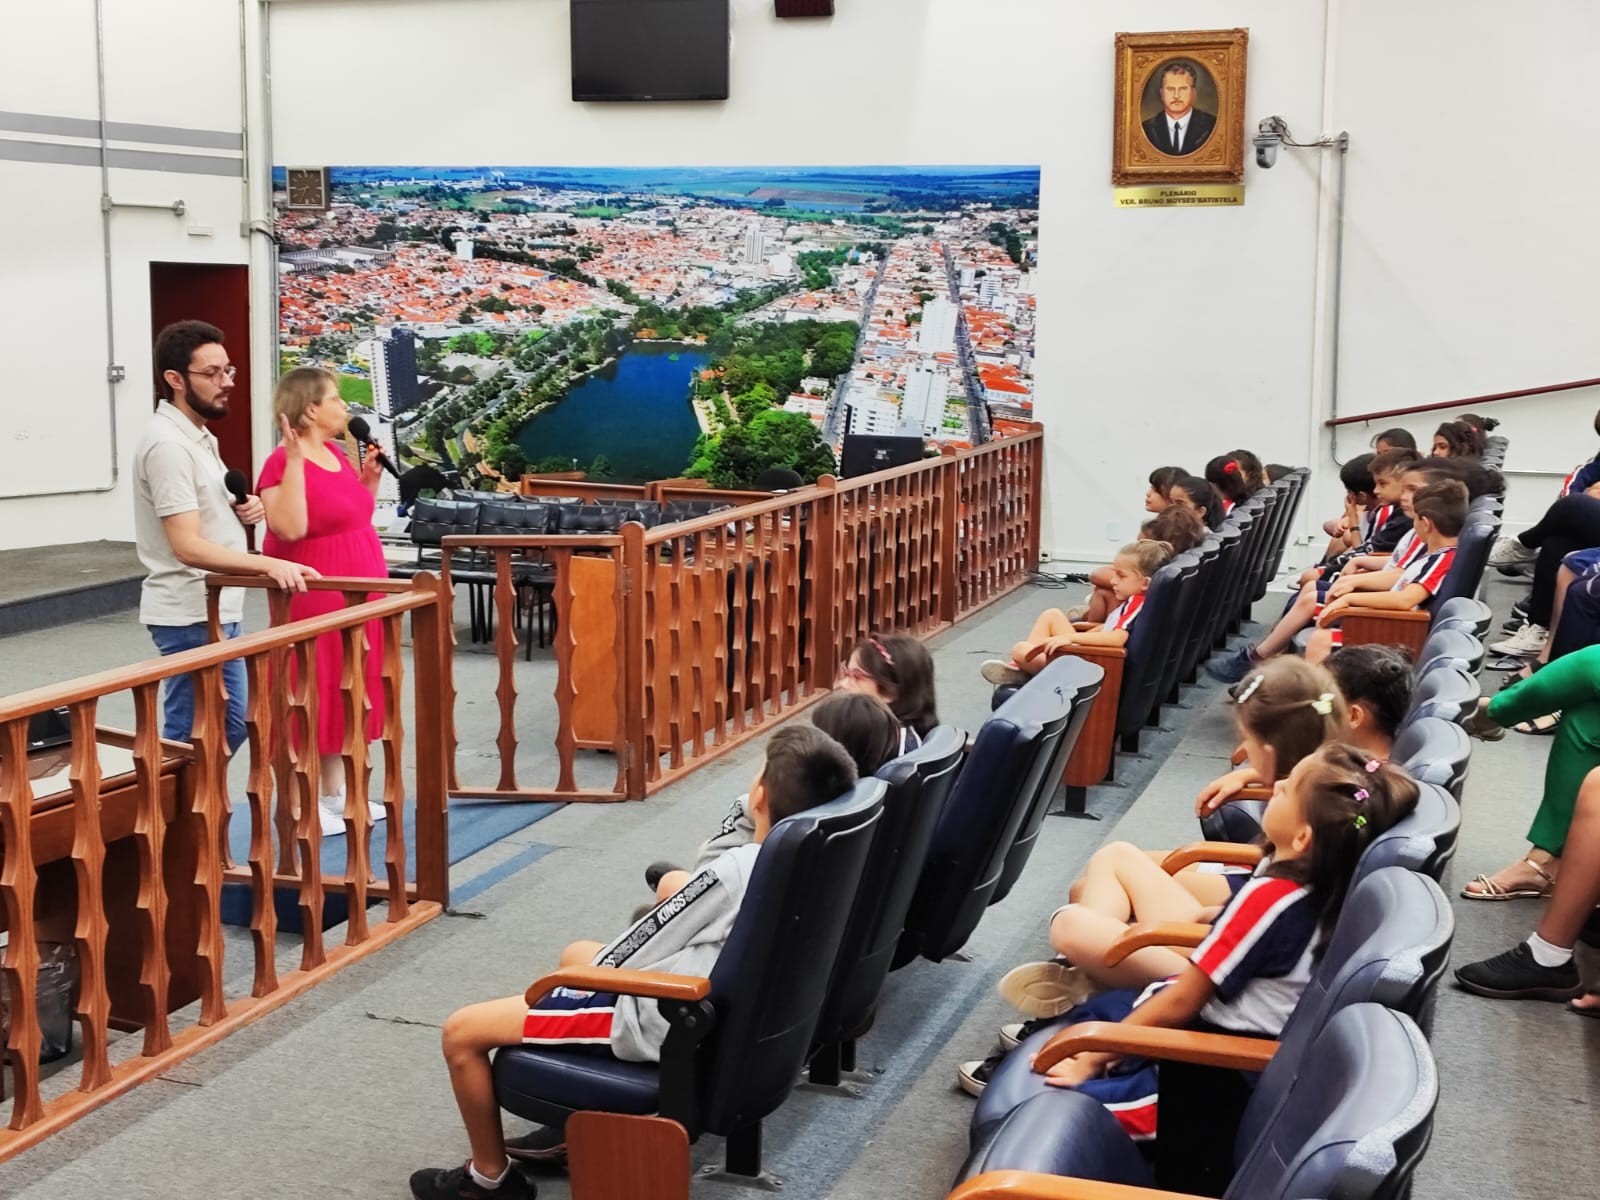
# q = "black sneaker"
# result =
<box><xmin>957</xmin><ymin>1052</ymin><xmax>1005</xmax><ymax>1096</ymax></box>
<box><xmin>998</xmin><ymin>1016</ymin><xmax>1058</xmax><ymax>1051</ymax></box>
<box><xmin>409</xmin><ymin>1162</ymin><xmax>537</xmax><ymax>1200</ymax></box>
<box><xmin>644</xmin><ymin>861</ymin><xmax>681</xmax><ymax>890</ymax></box>
<box><xmin>1454</xmin><ymin>941</ymin><xmax>1582</xmax><ymax>1001</ymax></box>
<box><xmin>504</xmin><ymin>1125</ymin><xmax>568</xmax><ymax>1167</ymax></box>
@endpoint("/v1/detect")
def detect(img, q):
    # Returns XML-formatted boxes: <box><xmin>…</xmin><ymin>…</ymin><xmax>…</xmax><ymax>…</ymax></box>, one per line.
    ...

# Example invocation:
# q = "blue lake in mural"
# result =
<box><xmin>516</xmin><ymin>341</ymin><xmax>707</xmax><ymax>481</ymax></box>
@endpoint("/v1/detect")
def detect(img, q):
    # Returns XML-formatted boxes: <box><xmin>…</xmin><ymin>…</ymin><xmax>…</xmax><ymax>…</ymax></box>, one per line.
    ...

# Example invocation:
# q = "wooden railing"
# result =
<box><xmin>448</xmin><ymin>430</ymin><xmax>1044</xmax><ymax>802</ymax></box>
<box><xmin>0</xmin><ymin>574</ymin><xmax>450</xmax><ymax>1157</ymax></box>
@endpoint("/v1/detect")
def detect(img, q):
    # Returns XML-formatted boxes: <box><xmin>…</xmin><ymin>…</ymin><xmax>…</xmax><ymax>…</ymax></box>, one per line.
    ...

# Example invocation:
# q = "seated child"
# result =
<box><xmin>647</xmin><ymin>691</ymin><xmax>902</xmax><ymax>903</ymax></box>
<box><xmin>985</xmin><ymin>658</ymin><xmax>1356</xmax><ymax>1039</ymax></box>
<box><xmin>1230</xmin><ymin>448</ymin><xmax>1270</xmax><ymax>493</ymax></box>
<box><xmin>1071</xmin><ymin>506</ymin><xmax>1202</xmax><ymax>625</ymax></box>
<box><xmin>1432</xmin><ymin>419</ymin><xmax>1482</xmax><ymax>458</ymax></box>
<box><xmin>835</xmin><ymin>632</ymin><xmax>939</xmax><ymax>746</ymax></box>
<box><xmin>1205</xmin><ymin>453</ymin><xmax>1255</xmax><ymax>516</ymax></box>
<box><xmin>960</xmin><ymin>742</ymin><xmax>1418</xmax><ymax>1136</ymax></box>
<box><xmin>1318</xmin><ymin>452</ymin><xmax>1378</xmax><ymax>558</ymax></box>
<box><xmin>1170</xmin><ymin>473</ymin><xmax>1225</xmax><ymax>531</ymax></box>
<box><xmin>1372</xmin><ymin>427</ymin><xmax>1418</xmax><ymax>454</ymax></box>
<box><xmin>981</xmin><ymin>539</ymin><xmax>1173</xmax><ymax>687</ymax></box>
<box><xmin>1300</xmin><ymin>448</ymin><xmax>1418</xmax><ymax>585</ymax></box>
<box><xmin>1208</xmin><ymin>476</ymin><xmax>1466</xmax><ymax>681</ymax></box>
<box><xmin>408</xmin><ymin>724</ymin><xmax>858</xmax><ymax>1200</ymax></box>
<box><xmin>1145</xmin><ymin>465</ymin><xmax>1190</xmax><ymax>514</ymax></box>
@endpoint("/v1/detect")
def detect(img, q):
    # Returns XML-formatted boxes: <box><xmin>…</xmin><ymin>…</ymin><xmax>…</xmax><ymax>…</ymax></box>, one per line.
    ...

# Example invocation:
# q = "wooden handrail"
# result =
<box><xmin>1326</xmin><ymin>376</ymin><xmax>1600</xmax><ymax>427</ymax></box>
<box><xmin>0</xmin><ymin>585</ymin><xmax>438</xmax><ymax>722</ymax></box>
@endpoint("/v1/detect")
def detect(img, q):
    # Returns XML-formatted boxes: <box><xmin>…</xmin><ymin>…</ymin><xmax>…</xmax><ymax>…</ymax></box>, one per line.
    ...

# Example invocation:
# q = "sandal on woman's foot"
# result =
<box><xmin>1462</xmin><ymin>857</ymin><xmax>1556</xmax><ymax>901</ymax></box>
<box><xmin>1569</xmin><ymin>993</ymin><xmax>1600</xmax><ymax>1019</ymax></box>
<box><xmin>997</xmin><ymin>960</ymin><xmax>1094</xmax><ymax>1018</ymax></box>
<box><xmin>1464</xmin><ymin>698</ymin><xmax>1506</xmax><ymax>742</ymax></box>
<box><xmin>1512</xmin><ymin>710</ymin><xmax>1562</xmax><ymax>735</ymax></box>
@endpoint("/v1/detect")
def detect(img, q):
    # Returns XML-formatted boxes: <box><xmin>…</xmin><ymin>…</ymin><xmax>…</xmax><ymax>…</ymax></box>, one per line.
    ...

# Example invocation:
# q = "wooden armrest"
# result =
<box><xmin>1229</xmin><ymin>744</ymin><xmax>1247</xmax><ymax>767</ymax></box>
<box><xmin>1232</xmin><ymin>784</ymin><xmax>1271</xmax><ymax>802</ymax></box>
<box><xmin>1054</xmin><ymin>643</ymin><xmax>1126</xmax><ymax>663</ymax></box>
<box><xmin>1071</xmin><ymin>621</ymin><xmax>1097</xmax><ymax>631</ymax></box>
<box><xmin>950</xmin><ymin>1170</ymin><xmax>1197</xmax><ymax>1200</ymax></box>
<box><xmin>1161</xmin><ymin>843</ymin><xmax>1264</xmax><ymax>874</ymax></box>
<box><xmin>525</xmin><ymin>966</ymin><xmax>711</xmax><ymax>1006</ymax></box>
<box><xmin>1103</xmin><ymin>922</ymin><xmax>1211</xmax><ymax>966</ymax></box>
<box><xmin>1032</xmin><ymin>1021</ymin><xmax>1279</xmax><ymax>1074</ymax></box>
<box><xmin>1342</xmin><ymin>605</ymin><xmax>1431</xmax><ymax>622</ymax></box>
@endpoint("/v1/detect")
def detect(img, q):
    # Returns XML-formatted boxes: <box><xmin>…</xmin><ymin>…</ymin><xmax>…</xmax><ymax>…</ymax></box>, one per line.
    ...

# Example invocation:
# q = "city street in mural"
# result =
<box><xmin>273</xmin><ymin>165</ymin><xmax>1039</xmax><ymax>487</ymax></box>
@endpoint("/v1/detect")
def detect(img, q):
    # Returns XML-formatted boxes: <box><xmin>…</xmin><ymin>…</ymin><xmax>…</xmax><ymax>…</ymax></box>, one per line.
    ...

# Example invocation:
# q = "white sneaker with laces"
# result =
<box><xmin>1489</xmin><ymin>623</ymin><xmax>1548</xmax><ymax>658</ymax></box>
<box><xmin>318</xmin><ymin>791</ymin><xmax>346</xmax><ymax>837</ymax></box>
<box><xmin>1488</xmin><ymin>536</ymin><xmax>1538</xmax><ymax>568</ymax></box>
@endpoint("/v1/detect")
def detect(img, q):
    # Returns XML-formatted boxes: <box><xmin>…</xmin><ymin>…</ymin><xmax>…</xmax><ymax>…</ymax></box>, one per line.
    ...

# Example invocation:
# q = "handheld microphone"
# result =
<box><xmin>224</xmin><ymin>468</ymin><xmax>258</xmax><ymax>552</ymax></box>
<box><xmin>346</xmin><ymin>416</ymin><xmax>402</xmax><ymax>480</ymax></box>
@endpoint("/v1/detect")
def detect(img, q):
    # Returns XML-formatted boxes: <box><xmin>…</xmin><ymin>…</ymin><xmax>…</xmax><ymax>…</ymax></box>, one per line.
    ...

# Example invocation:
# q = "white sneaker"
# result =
<box><xmin>368</xmin><ymin>800</ymin><xmax>386</xmax><ymax>823</ymax></box>
<box><xmin>318</xmin><ymin>792</ymin><xmax>346</xmax><ymax>837</ymax></box>
<box><xmin>1489</xmin><ymin>623</ymin><xmax>1548</xmax><ymax>657</ymax></box>
<box><xmin>1488</xmin><ymin>536</ymin><xmax>1537</xmax><ymax>568</ymax></box>
<box><xmin>980</xmin><ymin>659</ymin><xmax>1029</xmax><ymax>687</ymax></box>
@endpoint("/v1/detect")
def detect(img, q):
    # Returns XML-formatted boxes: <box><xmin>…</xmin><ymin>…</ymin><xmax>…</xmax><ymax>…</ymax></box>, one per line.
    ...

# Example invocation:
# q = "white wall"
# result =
<box><xmin>0</xmin><ymin>0</ymin><xmax>262</xmax><ymax>551</ymax></box>
<box><xmin>4</xmin><ymin>0</ymin><xmax>1597</xmax><ymax>555</ymax></box>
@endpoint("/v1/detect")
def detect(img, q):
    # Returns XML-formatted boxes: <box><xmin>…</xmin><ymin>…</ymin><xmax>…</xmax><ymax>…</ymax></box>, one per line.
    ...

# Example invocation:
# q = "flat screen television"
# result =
<box><xmin>571</xmin><ymin>0</ymin><xmax>730</xmax><ymax>102</ymax></box>
<box><xmin>840</xmin><ymin>435</ymin><xmax>926</xmax><ymax>479</ymax></box>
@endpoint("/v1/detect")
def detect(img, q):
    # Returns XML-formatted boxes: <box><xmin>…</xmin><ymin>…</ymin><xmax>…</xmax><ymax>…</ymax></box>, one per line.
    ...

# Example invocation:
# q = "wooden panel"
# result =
<box><xmin>568</xmin><ymin>1113</ymin><xmax>691</xmax><ymax>1200</ymax></box>
<box><xmin>1062</xmin><ymin>648</ymin><xmax>1125</xmax><ymax>789</ymax></box>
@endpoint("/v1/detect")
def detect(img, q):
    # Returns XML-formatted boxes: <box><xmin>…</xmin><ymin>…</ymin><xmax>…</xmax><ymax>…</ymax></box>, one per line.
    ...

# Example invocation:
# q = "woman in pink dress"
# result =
<box><xmin>258</xmin><ymin>366</ymin><xmax>389</xmax><ymax>837</ymax></box>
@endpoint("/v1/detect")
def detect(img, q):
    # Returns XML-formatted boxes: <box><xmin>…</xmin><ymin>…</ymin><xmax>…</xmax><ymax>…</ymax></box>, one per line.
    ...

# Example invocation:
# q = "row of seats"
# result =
<box><xmin>490</xmin><ymin>654</ymin><xmax>1109</xmax><ymax>1178</ymax></box>
<box><xmin>995</xmin><ymin>468</ymin><xmax>1311</xmax><ymax>810</ymax></box>
<box><xmin>952</xmin><ymin>623</ymin><xmax>1490</xmax><ymax>1200</ymax></box>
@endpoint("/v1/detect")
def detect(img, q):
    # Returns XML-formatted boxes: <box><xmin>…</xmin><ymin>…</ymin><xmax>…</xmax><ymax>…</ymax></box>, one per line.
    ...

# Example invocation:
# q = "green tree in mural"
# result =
<box><xmin>685</xmin><ymin>410</ymin><xmax>836</xmax><ymax>489</ymax></box>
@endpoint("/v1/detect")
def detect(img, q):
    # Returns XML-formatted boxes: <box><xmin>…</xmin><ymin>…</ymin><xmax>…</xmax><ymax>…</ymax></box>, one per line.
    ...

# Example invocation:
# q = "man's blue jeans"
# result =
<box><xmin>148</xmin><ymin>622</ymin><xmax>247</xmax><ymax>754</ymax></box>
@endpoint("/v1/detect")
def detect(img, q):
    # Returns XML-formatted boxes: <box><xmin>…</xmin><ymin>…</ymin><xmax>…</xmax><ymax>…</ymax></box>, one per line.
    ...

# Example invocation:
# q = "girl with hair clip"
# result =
<box><xmin>991</xmin><ymin>654</ymin><xmax>1404</xmax><ymax>1033</ymax></box>
<box><xmin>1169</xmin><ymin>474</ymin><xmax>1225</xmax><ymax>531</ymax></box>
<box><xmin>1145</xmin><ymin>465</ymin><xmax>1189</xmax><ymax>513</ymax></box>
<box><xmin>1205</xmin><ymin>454</ymin><xmax>1253</xmax><ymax>514</ymax></box>
<box><xmin>959</xmin><ymin>741</ymin><xmax>1418</xmax><ymax>1117</ymax></box>
<box><xmin>835</xmin><ymin>632</ymin><xmax>939</xmax><ymax>746</ymax></box>
<box><xmin>982</xmin><ymin>541</ymin><xmax>1173</xmax><ymax>687</ymax></box>
<box><xmin>1229</xmin><ymin>448</ymin><xmax>1269</xmax><ymax>493</ymax></box>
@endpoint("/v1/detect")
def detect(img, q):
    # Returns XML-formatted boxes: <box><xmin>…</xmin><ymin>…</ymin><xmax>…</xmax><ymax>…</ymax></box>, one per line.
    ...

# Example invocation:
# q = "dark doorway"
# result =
<box><xmin>149</xmin><ymin>262</ymin><xmax>253</xmax><ymax>475</ymax></box>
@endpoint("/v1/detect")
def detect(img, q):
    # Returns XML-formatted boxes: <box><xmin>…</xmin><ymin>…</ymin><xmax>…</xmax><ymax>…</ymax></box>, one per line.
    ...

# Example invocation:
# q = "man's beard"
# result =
<box><xmin>189</xmin><ymin>390</ymin><xmax>231</xmax><ymax>420</ymax></box>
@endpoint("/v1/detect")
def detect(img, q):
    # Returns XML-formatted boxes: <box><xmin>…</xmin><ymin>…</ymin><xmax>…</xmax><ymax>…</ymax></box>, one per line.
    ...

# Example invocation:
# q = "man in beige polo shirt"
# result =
<box><xmin>133</xmin><ymin>320</ymin><xmax>319</xmax><ymax>751</ymax></box>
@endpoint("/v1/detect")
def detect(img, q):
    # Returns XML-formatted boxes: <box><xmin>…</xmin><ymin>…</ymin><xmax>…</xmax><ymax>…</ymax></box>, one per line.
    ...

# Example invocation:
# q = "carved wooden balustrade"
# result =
<box><xmin>0</xmin><ymin>573</ymin><xmax>449</xmax><ymax>1159</ymax></box>
<box><xmin>449</xmin><ymin>429</ymin><xmax>1044</xmax><ymax>802</ymax></box>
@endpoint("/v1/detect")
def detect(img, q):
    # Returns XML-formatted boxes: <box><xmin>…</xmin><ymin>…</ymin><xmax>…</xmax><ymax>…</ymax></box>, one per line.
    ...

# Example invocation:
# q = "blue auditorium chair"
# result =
<box><xmin>1415</xmin><ymin>624</ymin><xmax>1486</xmax><ymax>675</ymax></box>
<box><xmin>1432</xmin><ymin>594</ymin><xmax>1493</xmax><ymax>638</ymax></box>
<box><xmin>951</xmin><ymin>1003</ymin><xmax>1437</xmax><ymax>1200</ymax></box>
<box><xmin>808</xmin><ymin>726</ymin><xmax>966</xmax><ymax>1086</ymax></box>
<box><xmin>490</xmin><ymin>778</ymin><xmax>885</xmax><ymax>1178</ymax></box>
<box><xmin>967</xmin><ymin>868</ymin><xmax>1450</xmax><ymax>1195</ymax></box>
<box><xmin>895</xmin><ymin>660</ymin><xmax>1079</xmax><ymax>967</ymax></box>
<box><xmin>1404</xmin><ymin>659</ymin><xmax>1481</xmax><ymax>726</ymax></box>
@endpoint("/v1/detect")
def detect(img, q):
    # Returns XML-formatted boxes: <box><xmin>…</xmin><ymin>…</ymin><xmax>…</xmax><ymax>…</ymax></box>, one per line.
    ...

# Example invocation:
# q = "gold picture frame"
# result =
<box><xmin>1113</xmin><ymin>29</ymin><xmax>1248</xmax><ymax>186</ymax></box>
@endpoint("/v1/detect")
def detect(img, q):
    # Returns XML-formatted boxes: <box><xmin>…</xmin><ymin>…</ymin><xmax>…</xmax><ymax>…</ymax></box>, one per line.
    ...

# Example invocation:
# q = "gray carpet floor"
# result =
<box><xmin>2</xmin><ymin>573</ymin><xmax>1598</xmax><ymax>1198</ymax></box>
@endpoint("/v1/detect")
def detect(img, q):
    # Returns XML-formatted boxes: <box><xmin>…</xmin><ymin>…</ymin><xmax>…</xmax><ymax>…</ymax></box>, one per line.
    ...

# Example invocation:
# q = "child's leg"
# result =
<box><xmin>654</xmin><ymin>871</ymin><xmax>691</xmax><ymax>903</ymax></box>
<box><xmin>560</xmin><ymin>939</ymin><xmax>606</xmax><ymax>966</ymax></box>
<box><xmin>1011</xmin><ymin>608</ymin><xmax>1075</xmax><ymax>668</ymax></box>
<box><xmin>1251</xmin><ymin>582</ymin><xmax>1322</xmax><ymax>659</ymax></box>
<box><xmin>1049</xmin><ymin>905</ymin><xmax>1190</xmax><ymax>990</ymax></box>
<box><xmin>1305</xmin><ymin>628</ymin><xmax>1337</xmax><ymax>665</ymax></box>
<box><xmin>1083</xmin><ymin>585</ymin><xmax>1115</xmax><ymax>624</ymax></box>
<box><xmin>440</xmin><ymin>996</ymin><xmax>533</xmax><ymax>1176</ymax></box>
<box><xmin>1172</xmin><ymin>867</ymin><xmax>1236</xmax><ymax>908</ymax></box>
<box><xmin>1074</xmin><ymin>841</ymin><xmax>1212</xmax><ymax>925</ymax></box>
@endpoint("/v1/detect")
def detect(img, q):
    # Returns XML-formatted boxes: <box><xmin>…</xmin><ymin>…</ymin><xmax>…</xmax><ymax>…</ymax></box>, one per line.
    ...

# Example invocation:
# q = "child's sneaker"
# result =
<box><xmin>504</xmin><ymin>1125</ymin><xmax>568</xmax><ymax>1167</ymax></box>
<box><xmin>318</xmin><ymin>792</ymin><xmax>346</xmax><ymax>838</ymax></box>
<box><xmin>409</xmin><ymin>1162</ymin><xmax>537</xmax><ymax>1200</ymax></box>
<box><xmin>998</xmin><ymin>1016</ymin><xmax>1059</xmax><ymax>1052</ymax></box>
<box><xmin>1463</xmin><ymin>698</ymin><xmax>1506</xmax><ymax>742</ymax></box>
<box><xmin>980</xmin><ymin>660</ymin><xmax>1029</xmax><ymax>687</ymax></box>
<box><xmin>1454</xmin><ymin>942</ymin><xmax>1581</xmax><ymax>1001</ymax></box>
<box><xmin>957</xmin><ymin>1053</ymin><xmax>1004</xmax><ymax>1096</ymax></box>
<box><xmin>998</xmin><ymin>960</ymin><xmax>1094</xmax><ymax>1018</ymax></box>
<box><xmin>1205</xmin><ymin>645</ymin><xmax>1256</xmax><ymax>684</ymax></box>
<box><xmin>643</xmin><ymin>861</ymin><xmax>681</xmax><ymax>890</ymax></box>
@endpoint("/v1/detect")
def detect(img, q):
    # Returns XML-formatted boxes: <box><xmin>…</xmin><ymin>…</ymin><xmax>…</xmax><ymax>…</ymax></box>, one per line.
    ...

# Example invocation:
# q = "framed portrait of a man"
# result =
<box><xmin>1113</xmin><ymin>29</ymin><xmax>1248</xmax><ymax>186</ymax></box>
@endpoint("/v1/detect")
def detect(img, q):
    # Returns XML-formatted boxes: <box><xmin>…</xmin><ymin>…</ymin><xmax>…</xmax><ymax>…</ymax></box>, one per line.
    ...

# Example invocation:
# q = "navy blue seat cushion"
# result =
<box><xmin>960</xmin><ymin>1088</ymin><xmax>1154</xmax><ymax>1188</ymax></box>
<box><xmin>493</xmin><ymin>1042</ymin><xmax>661</xmax><ymax>1126</ymax></box>
<box><xmin>1200</xmin><ymin>798</ymin><xmax>1267</xmax><ymax>844</ymax></box>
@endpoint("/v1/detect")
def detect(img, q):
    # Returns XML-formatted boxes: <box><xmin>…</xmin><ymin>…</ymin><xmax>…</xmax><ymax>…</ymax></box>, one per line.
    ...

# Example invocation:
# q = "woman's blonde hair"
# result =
<box><xmin>1231</xmin><ymin>657</ymin><xmax>1348</xmax><ymax>782</ymax></box>
<box><xmin>274</xmin><ymin>366</ymin><xmax>338</xmax><ymax>432</ymax></box>
<box><xmin>1117</xmin><ymin>539</ymin><xmax>1174</xmax><ymax>578</ymax></box>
